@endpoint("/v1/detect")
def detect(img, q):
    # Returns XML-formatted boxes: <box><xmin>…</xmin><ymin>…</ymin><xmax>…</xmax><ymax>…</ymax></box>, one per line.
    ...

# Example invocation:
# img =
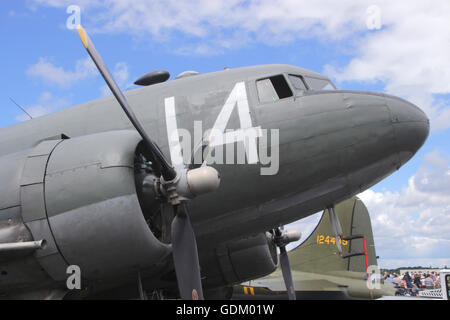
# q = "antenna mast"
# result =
<box><xmin>9</xmin><ymin>97</ymin><xmax>33</xmax><ymax>120</ymax></box>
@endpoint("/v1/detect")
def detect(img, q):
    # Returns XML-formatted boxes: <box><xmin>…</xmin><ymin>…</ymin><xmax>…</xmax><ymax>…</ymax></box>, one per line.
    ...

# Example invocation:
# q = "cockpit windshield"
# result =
<box><xmin>288</xmin><ymin>75</ymin><xmax>307</xmax><ymax>91</ymax></box>
<box><xmin>303</xmin><ymin>76</ymin><xmax>336</xmax><ymax>90</ymax></box>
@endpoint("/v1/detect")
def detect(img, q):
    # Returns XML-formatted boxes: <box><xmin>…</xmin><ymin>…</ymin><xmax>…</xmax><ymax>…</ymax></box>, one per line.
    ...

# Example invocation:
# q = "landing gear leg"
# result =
<box><xmin>328</xmin><ymin>205</ymin><xmax>343</xmax><ymax>254</ymax></box>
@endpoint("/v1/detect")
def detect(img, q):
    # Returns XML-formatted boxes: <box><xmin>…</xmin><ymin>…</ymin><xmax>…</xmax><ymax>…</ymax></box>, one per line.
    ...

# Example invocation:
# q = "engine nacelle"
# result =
<box><xmin>20</xmin><ymin>130</ymin><xmax>170</xmax><ymax>282</ymax></box>
<box><xmin>201</xmin><ymin>232</ymin><xmax>278</xmax><ymax>288</ymax></box>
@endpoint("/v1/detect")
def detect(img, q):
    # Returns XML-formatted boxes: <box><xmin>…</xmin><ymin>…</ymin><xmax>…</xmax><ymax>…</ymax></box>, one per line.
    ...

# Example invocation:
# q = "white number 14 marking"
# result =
<box><xmin>164</xmin><ymin>82</ymin><xmax>262</xmax><ymax>166</ymax></box>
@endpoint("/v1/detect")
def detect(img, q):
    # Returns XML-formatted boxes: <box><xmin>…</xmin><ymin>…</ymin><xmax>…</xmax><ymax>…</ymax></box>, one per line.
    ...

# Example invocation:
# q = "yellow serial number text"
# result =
<box><xmin>316</xmin><ymin>235</ymin><xmax>348</xmax><ymax>246</ymax></box>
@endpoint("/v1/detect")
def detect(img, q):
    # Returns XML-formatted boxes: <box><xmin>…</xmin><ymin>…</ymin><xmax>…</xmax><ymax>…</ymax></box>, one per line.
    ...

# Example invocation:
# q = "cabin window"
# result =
<box><xmin>256</xmin><ymin>75</ymin><xmax>293</xmax><ymax>103</ymax></box>
<box><xmin>288</xmin><ymin>74</ymin><xmax>307</xmax><ymax>91</ymax></box>
<box><xmin>303</xmin><ymin>76</ymin><xmax>336</xmax><ymax>90</ymax></box>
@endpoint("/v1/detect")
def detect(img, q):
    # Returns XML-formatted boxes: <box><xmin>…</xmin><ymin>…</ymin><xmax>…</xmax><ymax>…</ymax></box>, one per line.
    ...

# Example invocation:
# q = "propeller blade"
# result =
<box><xmin>279</xmin><ymin>246</ymin><xmax>296</xmax><ymax>300</ymax></box>
<box><xmin>76</xmin><ymin>25</ymin><xmax>176</xmax><ymax>181</ymax></box>
<box><xmin>171</xmin><ymin>202</ymin><xmax>204</xmax><ymax>300</ymax></box>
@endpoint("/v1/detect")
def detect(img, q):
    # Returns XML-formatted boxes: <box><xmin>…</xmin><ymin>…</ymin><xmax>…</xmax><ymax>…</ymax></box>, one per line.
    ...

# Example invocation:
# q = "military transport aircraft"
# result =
<box><xmin>0</xmin><ymin>25</ymin><xmax>429</xmax><ymax>300</ymax></box>
<box><xmin>233</xmin><ymin>196</ymin><xmax>397</xmax><ymax>300</ymax></box>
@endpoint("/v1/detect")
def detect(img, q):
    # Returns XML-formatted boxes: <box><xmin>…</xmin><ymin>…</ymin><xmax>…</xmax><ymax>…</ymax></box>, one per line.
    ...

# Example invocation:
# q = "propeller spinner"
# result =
<box><xmin>76</xmin><ymin>25</ymin><xmax>220</xmax><ymax>300</ymax></box>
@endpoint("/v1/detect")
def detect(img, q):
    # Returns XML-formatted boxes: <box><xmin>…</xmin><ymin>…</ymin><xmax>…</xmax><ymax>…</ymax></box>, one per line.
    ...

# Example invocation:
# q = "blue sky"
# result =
<box><xmin>1</xmin><ymin>1</ymin><xmax>449</xmax><ymax>269</ymax></box>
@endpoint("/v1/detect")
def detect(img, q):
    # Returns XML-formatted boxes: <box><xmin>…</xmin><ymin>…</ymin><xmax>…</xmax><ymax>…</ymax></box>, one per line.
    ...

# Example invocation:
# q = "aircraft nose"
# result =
<box><xmin>386</xmin><ymin>95</ymin><xmax>430</xmax><ymax>160</ymax></box>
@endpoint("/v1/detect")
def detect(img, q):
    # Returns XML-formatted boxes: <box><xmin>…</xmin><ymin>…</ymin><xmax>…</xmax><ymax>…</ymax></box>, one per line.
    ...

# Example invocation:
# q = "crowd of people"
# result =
<box><xmin>383</xmin><ymin>271</ymin><xmax>441</xmax><ymax>295</ymax></box>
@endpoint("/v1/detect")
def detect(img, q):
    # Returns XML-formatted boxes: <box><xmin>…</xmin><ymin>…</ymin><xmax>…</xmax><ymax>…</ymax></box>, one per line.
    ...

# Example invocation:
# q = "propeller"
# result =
<box><xmin>76</xmin><ymin>25</ymin><xmax>176</xmax><ymax>181</ymax></box>
<box><xmin>76</xmin><ymin>25</ymin><xmax>220</xmax><ymax>300</ymax></box>
<box><xmin>171</xmin><ymin>202</ymin><xmax>204</xmax><ymax>299</ymax></box>
<box><xmin>273</xmin><ymin>228</ymin><xmax>301</xmax><ymax>300</ymax></box>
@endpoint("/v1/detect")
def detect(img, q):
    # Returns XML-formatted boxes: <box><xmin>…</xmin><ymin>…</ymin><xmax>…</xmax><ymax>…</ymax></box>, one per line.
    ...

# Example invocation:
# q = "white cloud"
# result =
<box><xmin>15</xmin><ymin>91</ymin><xmax>70</xmax><ymax>121</ymax></box>
<box><xmin>27</xmin><ymin>56</ymin><xmax>97</xmax><ymax>88</ymax></box>
<box><xmin>284</xmin><ymin>150</ymin><xmax>450</xmax><ymax>268</ymax></box>
<box><xmin>113</xmin><ymin>62</ymin><xmax>129</xmax><ymax>84</ymax></box>
<box><xmin>32</xmin><ymin>0</ymin><xmax>368</xmax><ymax>42</ymax></box>
<box><xmin>99</xmin><ymin>61</ymin><xmax>131</xmax><ymax>96</ymax></box>
<box><xmin>31</xmin><ymin>1</ymin><xmax>450</xmax><ymax>129</ymax></box>
<box><xmin>358</xmin><ymin>150</ymin><xmax>450</xmax><ymax>268</ymax></box>
<box><xmin>321</xmin><ymin>1</ymin><xmax>450</xmax><ymax>131</ymax></box>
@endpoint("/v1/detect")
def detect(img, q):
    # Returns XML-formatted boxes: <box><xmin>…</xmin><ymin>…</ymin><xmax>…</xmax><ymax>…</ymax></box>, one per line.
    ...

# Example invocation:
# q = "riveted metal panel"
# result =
<box><xmin>20</xmin><ymin>139</ymin><xmax>62</xmax><ymax>222</ymax></box>
<box><xmin>36</xmin><ymin>253</ymin><xmax>69</xmax><ymax>282</ymax></box>
<box><xmin>21</xmin><ymin>183</ymin><xmax>47</xmax><ymax>222</ymax></box>
<box><xmin>20</xmin><ymin>139</ymin><xmax>62</xmax><ymax>187</ymax></box>
<box><xmin>20</xmin><ymin>156</ymin><xmax>48</xmax><ymax>186</ymax></box>
<box><xmin>24</xmin><ymin>218</ymin><xmax>69</xmax><ymax>281</ymax></box>
<box><xmin>25</xmin><ymin>219</ymin><xmax>59</xmax><ymax>258</ymax></box>
<box><xmin>18</xmin><ymin>139</ymin><xmax>69</xmax><ymax>282</ymax></box>
<box><xmin>45</xmin><ymin>130</ymin><xmax>140</xmax><ymax>173</ymax></box>
<box><xmin>27</xmin><ymin>140</ymin><xmax>62</xmax><ymax>158</ymax></box>
<box><xmin>0</xmin><ymin>151</ymin><xmax>28</xmax><ymax>210</ymax></box>
<box><xmin>0</xmin><ymin>206</ymin><xmax>21</xmax><ymax>223</ymax></box>
<box><xmin>215</xmin><ymin>245</ymin><xmax>239</xmax><ymax>284</ymax></box>
<box><xmin>45</xmin><ymin>165</ymin><xmax>134</xmax><ymax>217</ymax></box>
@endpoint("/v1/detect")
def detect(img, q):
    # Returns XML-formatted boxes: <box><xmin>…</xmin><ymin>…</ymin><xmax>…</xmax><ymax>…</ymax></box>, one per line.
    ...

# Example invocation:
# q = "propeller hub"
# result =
<box><xmin>186</xmin><ymin>166</ymin><xmax>221</xmax><ymax>196</ymax></box>
<box><xmin>160</xmin><ymin>166</ymin><xmax>221</xmax><ymax>204</ymax></box>
<box><xmin>274</xmin><ymin>230</ymin><xmax>301</xmax><ymax>248</ymax></box>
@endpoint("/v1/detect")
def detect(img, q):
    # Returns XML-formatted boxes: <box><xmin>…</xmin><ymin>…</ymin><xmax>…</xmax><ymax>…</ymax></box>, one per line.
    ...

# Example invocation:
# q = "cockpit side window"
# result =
<box><xmin>256</xmin><ymin>75</ymin><xmax>293</xmax><ymax>103</ymax></box>
<box><xmin>303</xmin><ymin>76</ymin><xmax>336</xmax><ymax>90</ymax></box>
<box><xmin>288</xmin><ymin>74</ymin><xmax>307</xmax><ymax>91</ymax></box>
